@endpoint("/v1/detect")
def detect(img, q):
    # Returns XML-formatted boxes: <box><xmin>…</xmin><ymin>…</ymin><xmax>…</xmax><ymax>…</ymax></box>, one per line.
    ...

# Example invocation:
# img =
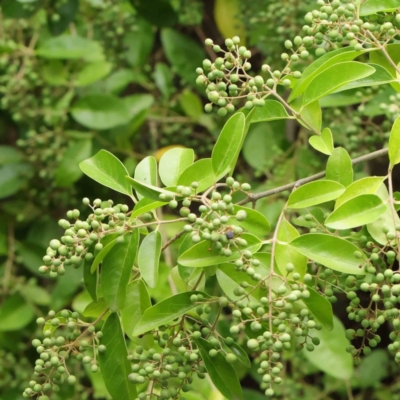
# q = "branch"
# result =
<box><xmin>238</xmin><ymin>148</ymin><xmax>388</xmax><ymax>205</ymax></box>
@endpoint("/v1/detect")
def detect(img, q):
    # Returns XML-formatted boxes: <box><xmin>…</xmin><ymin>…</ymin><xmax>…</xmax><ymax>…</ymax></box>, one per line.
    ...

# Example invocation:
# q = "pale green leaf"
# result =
<box><xmin>138</xmin><ymin>230</ymin><xmax>162</xmax><ymax>288</ymax></box>
<box><xmin>389</xmin><ymin>116</ymin><xmax>400</xmax><ymax>167</ymax></box>
<box><xmin>134</xmin><ymin>156</ymin><xmax>157</xmax><ymax>200</ymax></box>
<box><xmin>309</xmin><ymin>128</ymin><xmax>333</xmax><ymax>155</ymax></box>
<box><xmin>177</xmin><ymin>158</ymin><xmax>216</xmax><ymax>193</ymax></box>
<box><xmin>159</xmin><ymin>148</ymin><xmax>194</xmax><ymax>187</ymax></box>
<box><xmin>326</xmin><ymin>147</ymin><xmax>353</xmax><ymax>187</ymax></box>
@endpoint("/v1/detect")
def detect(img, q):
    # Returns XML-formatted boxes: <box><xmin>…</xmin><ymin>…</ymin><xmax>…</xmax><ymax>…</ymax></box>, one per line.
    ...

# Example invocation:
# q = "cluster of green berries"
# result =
<box><xmin>24</xmin><ymin>309</ymin><xmax>103</xmax><ymax>399</ymax></box>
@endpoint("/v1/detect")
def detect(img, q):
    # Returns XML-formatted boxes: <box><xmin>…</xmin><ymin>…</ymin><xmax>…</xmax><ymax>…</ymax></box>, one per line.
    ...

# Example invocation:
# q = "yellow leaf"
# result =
<box><xmin>214</xmin><ymin>0</ymin><xmax>246</xmax><ymax>44</ymax></box>
<box><xmin>153</xmin><ymin>145</ymin><xmax>185</xmax><ymax>161</ymax></box>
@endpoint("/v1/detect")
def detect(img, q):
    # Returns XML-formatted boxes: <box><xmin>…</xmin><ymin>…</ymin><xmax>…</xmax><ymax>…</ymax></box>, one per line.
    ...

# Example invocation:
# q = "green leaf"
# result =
<box><xmin>221</xmin><ymin>339</ymin><xmax>251</xmax><ymax>368</ymax></box>
<box><xmin>178</xmin><ymin>233</ymin><xmax>262</xmax><ymax>268</ymax></box>
<box><xmin>55</xmin><ymin>139</ymin><xmax>92</xmax><ymax>187</ymax></box>
<box><xmin>228</xmin><ymin>205</ymin><xmax>270</xmax><ymax>238</ymax></box>
<box><xmin>370</xmin><ymin>44</ymin><xmax>400</xmax><ymax>92</ymax></box>
<box><xmin>289</xmin><ymin>47</ymin><xmax>370</xmax><ymax>102</ymax></box>
<box><xmin>0</xmin><ymin>164</ymin><xmax>29</xmax><ymax>199</ymax></box>
<box><xmin>0</xmin><ymin>294</ymin><xmax>34</xmax><ymax>331</ymax></box>
<box><xmin>125</xmin><ymin>176</ymin><xmax>177</xmax><ymax>201</ymax></box>
<box><xmin>131</xmin><ymin>0</ymin><xmax>178</xmax><ymax>27</ymax></box>
<box><xmin>161</xmin><ymin>29</ymin><xmax>205</xmax><ymax>87</ymax></box>
<box><xmin>121</xmin><ymin>280</ymin><xmax>151</xmax><ymax>339</ymax></box>
<box><xmin>48</xmin><ymin>0</ymin><xmax>78</xmax><ymax>35</ymax></box>
<box><xmin>90</xmin><ymin>238</ymin><xmax>118</xmax><ymax>274</ymax></box>
<box><xmin>138</xmin><ymin>230</ymin><xmax>162</xmax><ymax>288</ymax></box>
<box><xmin>101</xmin><ymin>231</ymin><xmax>139</xmax><ymax>312</ymax></box>
<box><xmin>36</xmin><ymin>35</ymin><xmax>104</xmax><ymax>62</ymax></box>
<box><xmin>302</xmin><ymin>62</ymin><xmax>375</xmax><ymax>106</ymax></box>
<box><xmin>134</xmin><ymin>156</ymin><xmax>157</xmax><ymax>200</ymax></box>
<box><xmin>75</xmin><ymin>61</ymin><xmax>112</xmax><ymax>86</ymax></box>
<box><xmin>303</xmin><ymin>316</ymin><xmax>353</xmax><ymax>380</ymax></box>
<box><xmin>289</xmin><ymin>234</ymin><xmax>367</xmax><ymax>275</ymax></box>
<box><xmin>84</xmin><ymin>251</ymin><xmax>98</xmax><ymax>302</ymax></box>
<box><xmin>212</xmin><ymin>113</ymin><xmax>245</xmax><ymax>179</ymax></box>
<box><xmin>335</xmin><ymin>176</ymin><xmax>386</xmax><ymax>208</ymax></box>
<box><xmin>214</xmin><ymin>0</ymin><xmax>246</xmax><ymax>43</ymax></box>
<box><xmin>178</xmin><ymin>158</ymin><xmax>216</xmax><ymax>193</ymax></box>
<box><xmin>130</xmin><ymin>198</ymin><xmax>167</xmax><ymax>219</ymax></box>
<box><xmin>132</xmin><ymin>291</ymin><xmax>209</xmax><ymax>336</ymax></box>
<box><xmin>0</xmin><ymin>146</ymin><xmax>22</xmax><ymax>165</ymax></box>
<box><xmin>309</xmin><ymin>128</ymin><xmax>333</xmax><ymax>155</ymax></box>
<box><xmin>275</xmin><ymin>220</ymin><xmax>307</xmax><ymax>277</ymax></box>
<box><xmin>180</xmin><ymin>90</ymin><xmax>203</xmax><ymax>120</ymax></box>
<box><xmin>326</xmin><ymin>147</ymin><xmax>353</xmax><ymax>187</ymax></box>
<box><xmin>83</xmin><ymin>298</ymin><xmax>108</xmax><ymax>319</ymax></box>
<box><xmin>195</xmin><ymin>338</ymin><xmax>243</xmax><ymax>400</ymax></box>
<box><xmin>287</xmin><ymin>180</ymin><xmax>345</xmax><ymax>209</ymax></box>
<box><xmin>360</xmin><ymin>0</ymin><xmax>398</xmax><ymax>16</ymax></box>
<box><xmin>389</xmin><ymin>116</ymin><xmax>400</xmax><ymax>167</ymax></box>
<box><xmin>99</xmin><ymin>313</ymin><xmax>137</xmax><ymax>400</ymax></box>
<box><xmin>325</xmin><ymin>194</ymin><xmax>386</xmax><ymax>230</ymax></box>
<box><xmin>302</xmin><ymin>286</ymin><xmax>333</xmax><ymax>331</ymax></box>
<box><xmin>294</xmin><ymin>99</ymin><xmax>321</xmax><ymax>133</ymax></box>
<box><xmin>159</xmin><ymin>148</ymin><xmax>195</xmax><ymax>187</ymax></box>
<box><xmin>80</xmin><ymin>150</ymin><xmax>132</xmax><ymax>197</ymax></box>
<box><xmin>43</xmin><ymin>312</ymin><xmax>67</xmax><ymax>335</ymax></box>
<box><xmin>71</xmin><ymin>94</ymin><xmax>131</xmax><ymax>130</ymax></box>
<box><xmin>251</xmin><ymin>100</ymin><xmax>289</xmax><ymax>123</ymax></box>
<box><xmin>154</xmin><ymin>62</ymin><xmax>173</xmax><ymax>99</ymax></box>
<box><xmin>40</xmin><ymin>60</ymin><xmax>68</xmax><ymax>86</ymax></box>
<box><xmin>104</xmin><ymin>69</ymin><xmax>136</xmax><ymax>94</ymax></box>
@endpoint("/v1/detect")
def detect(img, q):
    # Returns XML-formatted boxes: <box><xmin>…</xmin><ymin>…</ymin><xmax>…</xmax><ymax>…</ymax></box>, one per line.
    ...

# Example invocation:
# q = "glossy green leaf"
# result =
<box><xmin>75</xmin><ymin>61</ymin><xmax>112</xmax><ymax>86</ymax></box>
<box><xmin>370</xmin><ymin>44</ymin><xmax>400</xmax><ymax>92</ymax></box>
<box><xmin>161</xmin><ymin>29</ymin><xmax>205</xmax><ymax>87</ymax></box>
<box><xmin>71</xmin><ymin>94</ymin><xmax>131</xmax><ymax>130</ymax></box>
<box><xmin>36</xmin><ymin>35</ymin><xmax>104</xmax><ymax>62</ymax></box>
<box><xmin>99</xmin><ymin>313</ymin><xmax>137</xmax><ymax>400</ymax></box>
<box><xmin>101</xmin><ymin>231</ymin><xmax>139</xmax><ymax>312</ymax></box>
<box><xmin>214</xmin><ymin>0</ymin><xmax>246</xmax><ymax>42</ymax></box>
<box><xmin>309</xmin><ymin>127</ymin><xmax>333</xmax><ymax>155</ymax></box>
<box><xmin>132</xmin><ymin>291</ymin><xmax>209</xmax><ymax>336</ymax></box>
<box><xmin>90</xmin><ymin>238</ymin><xmax>118</xmax><ymax>274</ymax></box>
<box><xmin>80</xmin><ymin>150</ymin><xmax>132</xmax><ymax>197</ymax></box>
<box><xmin>335</xmin><ymin>176</ymin><xmax>386</xmax><ymax>208</ymax></box>
<box><xmin>289</xmin><ymin>234</ymin><xmax>367</xmax><ymax>275</ymax></box>
<box><xmin>326</xmin><ymin>147</ymin><xmax>353</xmax><ymax>187</ymax></box>
<box><xmin>83</xmin><ymin>298</ymin><xmax>108</xmax><ymax>319</ymax></box>
<box><xmin>302</xmin><ymin>286</ymin><xmax>333</xmax><ymax>331</ymax></box>
<box><xmin>159</xmin><ymin>148</ymin><xmax>194</xmax><ymax>187</ymax></box>
<box><xmin>212</xmin><ymin>113</ymin><xmax>245</xmax><ymax>179</ymax></box>
<box><xmin>130</xmin><ymin>198</ymin><xmax>167</xmax><ymax>219</ymax></box>
<box><xmin>303</xmin><ymin>316</ymin><xmax>353</xmax><ymax>380</ymax></box>
<box><xmin>325</xmin><ymin>194</ymin><xmax>386</xmax><ymax>230</ymax></box>
<box><xmin>138</xmin><ymin>230</ymin><xmax>162</xmax><ymax>288</ymax></box>
<box><xmin>287</xmin><ymin>180</ymin><xmax>345</xmax><ymax>209</ymax></box>
<box><xmin>275</xmin><ymin>219</ymin><xmax>307</xmax><ymax>277</ymax></box>
<box><xmin>56</xmin><ymin>139</ymin><xmax>92</xmax><ymax>187</ymax></box>
<box><xmin>389</xmin><ymin>116</ymin><xmax>400</xmax><ymax>167</ymax></box>
<box><xmin>289</xmin><ymin>47</ymin><xmax>368</xmax><ymax>102</ymax></box>
<box><xmin>251</xmin><ymin>100</ymin><xmax>289</xmax><ymax>123</ymax></box>
<box><xmin>134</xmin><ymin>156</ymin><xmax>157</xmax><ymax>200</ymax></box>
<box><xmin>303</xmin><ymin>62</ymin><xmax>375</xmax><ymax>106</ymax></box>
<box><xmin>180</xmin><ymin>90</ymin><xmax>203</xmax><ymax>120</ymax></box>
<box><xmin>294</xmin><ymin>99</ymin><xmax>321</xmax><ymax>133</ymax></box>
<box><xmin>178</xmin><ymin>233</ymin><xmax>262</xmax><ymax>268</ymax></box>
<box><xmin>360</xmin><ymin>0</ymin><xmax>398</xmax><ymax>16</ymax></box>
<box><xmin>0</xmin><ymin>294</ymin><xmax>34</xmax><ymax>331</ymax></box>
<box><xmin>228</xmin><ymin>205</ymin><xmax>270</xmax><ymax>238</ymax></box>
<box><xmin>121</xmin><ymin>280</ymin><xmax>151</xmax><ymax>339</ymax></box>
<box><xmin>221</xmin><ymin>339</ymin><xmax>251</xmax><ymax>368</ymax></box>
<box><xmin>195</xmin><ymin>338</ymin><xmax>243</xmax><ymax>400</ymax></box>
<box><xmin>125</xmin><ymin>176</ymin><xmax>176</xmax><ymax>201</ymax></box>
<box><xmin>178</xmin><ymin>158</ymin><xmax>216</xmax><ymax>193</ymax></box>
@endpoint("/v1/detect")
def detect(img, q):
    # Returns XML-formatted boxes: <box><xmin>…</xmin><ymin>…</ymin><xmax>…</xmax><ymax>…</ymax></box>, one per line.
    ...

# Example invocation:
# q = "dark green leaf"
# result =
<box><xmin>48</xmin><ymin>0</ymin><xmax>79</xmax><ymax>35</ymax></box>
<box><xmin>90</xmin><ymin>238</ymin><xmax>118</xmax><ymax>274</ymax></box>
<box><xmin>389</xmin><ymin>116</ymin><xmax>400</xmax><ymax>167</ymax></box>
<box><xmin>0</xmin><ymin>294</ymin><xmax>34</xmax><ymax>331</ymax></box>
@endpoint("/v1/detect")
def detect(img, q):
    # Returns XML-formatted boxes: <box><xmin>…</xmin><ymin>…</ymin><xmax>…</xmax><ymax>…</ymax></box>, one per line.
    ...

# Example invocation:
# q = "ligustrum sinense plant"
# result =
<box><xmin>25</xmin><ymin>1</ymin><xmax>400</xmax><ymax>399</ymax></box>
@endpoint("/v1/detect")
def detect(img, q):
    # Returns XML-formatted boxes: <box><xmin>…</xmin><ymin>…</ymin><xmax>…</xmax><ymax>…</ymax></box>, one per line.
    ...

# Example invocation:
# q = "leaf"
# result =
<box><xmin>309</xmin><ymin>128</ymin><xmax>333</xmax><ymax>155</ymax></box>
<box><xmin>275</xmin><ymin>220</ymin><xmax>307</xmax><ymax>277</ymax></box>
<box><xmin>325</xmin><ymin>194</ymin><xmax>386</xmax><ymax>230</ymax></box>
<box><xmin>104</xmin><ymin>69</ymin><xmax>136</xmax><ymax>94</ymax></box>
<box><xmin>80</xmin><ymin>150</ymin><xmax>132</xmax><ymax>197</ymax></box>
<box><xmin>335</xmin><ymin>176</ymin><xmax>386</xmax><ymax>208</ymax></box>
<box><xmin>55</xmin><ymin>139</ymin><xmax>92</xmax><ymax>187</ymax></box>
<box><xmin>302</xmin><ymin>62</ymin><xmax>375</xmax><ymax>106</ymax></box>
<box><xmin>289</xmin><ymin>47</ymin><xmax>370</xmax><ymax>102</ymax></box>
<box><xmin>101</xmin><ymin>231</ymin><xmax>139</xmax><ymax>312</ymax></box>
<box><xmin>287</xmin><ymin>180</ymin><xmax>345</xmax><ymax>209</ymax></box>
<box><xmin>178</xmin><ymin>158</ymin><xmax>216</xmax><ymax>193</ymax></box>
<box><xmin>326</xmin><ymin>147</ymin><xmax>353</xmax><ymax>187</ymax></box>
<box><xmin>303</xmin><ymin>316</ymin><xmax>353</xmax><ymax>380</ymax></box>
<box><xmin>125</xmin><ymin>176</ymin><xmax>177</xmax><ymax>201</ymax></box>
<box><xmin>134</xmin><ymin>156</ymin><xmax>157</xmax><ymax>200</ymax></box>
<box><xmin>132</xmin><ymin>291</ymin><xmax>209</xmax><ymax>336</ymax></box>
<box><xmin>131</xmin><ymin>0</ymin><xmax>178</xmax><ymax>27</ymax></box>
<box><xmin>250</xmin><ymin>100</ymin><xmax>289</xmax><ymax>123</ymax></box>
<box><xmin>214</xmin><ymin>0</ymin><xmax>246</xmax><ymax>43</ymax></box>
<box><xmin>159</xmin><ymin>148</ymin><xmax>195</xmax><ymax>187</ymax></box>
<box><xmin>75</xmin><ymin>61</ymin><xmax>112</xmax><ymax>86</ymax></box>
<box><xmin>289</xmin><ymin>234</ymin><xmax>367</xmax><ymax>275</ymax></box>
<box><xmin>84</xmin><ymin>251</ymin><xmax>98</xmax><ymax>302</ymax></box>
<box><xmin>228</xmin><ymin>205</ymin><xmax>270</xmax><ymax>238</ymax></box>
<box><xmin>90</xmin><ymin>238</ymin><xmax>118</xmax><ymax>274</ymax></box>
<box><xmin>221</xmin><ymin>340</ymin><xmax>251</xmax><ymax>368</ymax></box>
<box><xmin>0</xmin><ymin>294</ymin><xmax>34</xmax><ymax>331</ymax></box>
<box><xmin>40</xmin><ymin>60</ymin><xmax>68</xmax><ymax>86</ymax></box>
<box><xmin>0</xmin><ymin>146</ymin><xmax>22</xmax><ymax>165</ymax></box>
<box><xmin>178</xmin><ymin>233</ymin><xmax>262</xmax><ymax>268</ymax></box>
<box><xmin>48</xmin><ymin>0</ymin><xmax>79</xmax><ymax>35</ymax></box>
<box><xmin>195</xmin><ymin>338</ymin><xmax>243</xmax><ymax>400</ymax></box>
<box><xmin>0</xmin><ymin>164</ymin><xmax>29</xmax><ymax>199</ymax></box>
<box><xmin>99</xmin><ymin>313</ymin><xmax>137</xmax><ymax>400</ymax></box>
<box><xmin>360</xmin><ymin>0</ymin><xmax>398</xmax><ymax>16</ymax></box>
<box><xmin>71</xmin><ymin>94</ymin><xmax>131</xmax><ymax>130</ymax></box>
<box><xmin>121</xmin><ymin>280</ymin><xmax>151</xmax><ymax>339</ymax></box>
<box><xmin>370</xmin><ymin>44</ymin><xmax>400</xmax><ymax>92</ymax></box>
<box><xmin>130</xmin><ymin>198</ymin><xmax>167</xmax><ymax>219</ymax></box>
<box><xmin>161</xmin><ymin>29</ymin><xmax>205</xmax><ymax>87</ymax></box>
<box><xmin>389</xmin><ymin>116</ymin><xmax>400</xmax><ymax>167</ymax></box>
<box><xmin>138</xmin><ymin>230</ymin><xmax>162</xmax><ymax>288</ymax></box>
<box><xmin>180</xmin><ymin>90</ymin><xmax>203</xmax><ymax>120</ymax></box>
<box><xmin>302</xmin><ymin>286</ymin><xmax>333</xmax><ymax>331</ymax></box>
<box><xmin>212</xmin><ymin>113</ymin><xmax>245</xmax><ymax>179</ymax></box>
<box><xmin>154</xmin><ymin>62</ymin><xmax>173</xmax><ymax>99</ymax></box>
<box><xmin>36</xmin><ymin>35</ymin><xmax>104</xmax><ymax>62</ymax></box>
<box><xmin>295</xmin><ymin>99</ymin><xmax>321</xmax><ymax>133</ymax></box>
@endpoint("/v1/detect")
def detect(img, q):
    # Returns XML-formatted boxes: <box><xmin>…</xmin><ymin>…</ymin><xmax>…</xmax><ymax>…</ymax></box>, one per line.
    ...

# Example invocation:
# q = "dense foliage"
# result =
<box><xmin>3</xmin><ymin>0</ymin><xmax>400</xmax><ymax>400</ymax></box>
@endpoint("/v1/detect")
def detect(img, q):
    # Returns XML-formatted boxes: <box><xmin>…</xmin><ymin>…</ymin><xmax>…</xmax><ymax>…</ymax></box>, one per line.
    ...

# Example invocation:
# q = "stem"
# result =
<box><xmin>192</xmin><ymin>271</ymin><xmax>205</xmax><ymax>290</ymax></box>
